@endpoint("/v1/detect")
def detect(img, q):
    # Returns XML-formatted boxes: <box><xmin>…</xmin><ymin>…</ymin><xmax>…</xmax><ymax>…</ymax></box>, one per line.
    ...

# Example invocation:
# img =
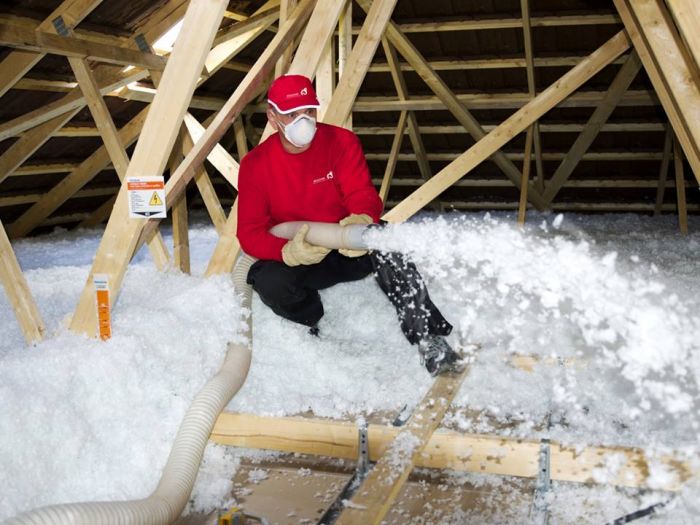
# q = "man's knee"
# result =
<box><xmin>247</xmin><ymin>260</ymin><xmax>305</xmax><ymax>304</ymax></box>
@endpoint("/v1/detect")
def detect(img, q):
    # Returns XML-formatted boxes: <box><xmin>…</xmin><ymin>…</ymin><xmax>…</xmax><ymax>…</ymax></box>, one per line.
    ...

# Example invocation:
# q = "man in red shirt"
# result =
<box><xmin>237</xmin><ymin>74</ymin><xmax>459</xmax><ymax>375</ymax></box>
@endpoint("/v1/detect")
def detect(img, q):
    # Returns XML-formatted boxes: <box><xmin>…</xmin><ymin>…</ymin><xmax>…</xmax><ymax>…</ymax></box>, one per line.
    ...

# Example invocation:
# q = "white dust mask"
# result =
<box><xmin>279</xmin><ymin>114</ymin><xmax>317</xmax><ymax>148</ymax></box>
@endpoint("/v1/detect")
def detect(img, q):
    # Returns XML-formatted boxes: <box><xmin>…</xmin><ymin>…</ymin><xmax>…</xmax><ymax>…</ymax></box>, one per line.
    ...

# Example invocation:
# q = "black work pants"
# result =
<box><xmin>246</xmin><ymin>250</ymin><xmax>452</xmax><ymax>345</ymax></box>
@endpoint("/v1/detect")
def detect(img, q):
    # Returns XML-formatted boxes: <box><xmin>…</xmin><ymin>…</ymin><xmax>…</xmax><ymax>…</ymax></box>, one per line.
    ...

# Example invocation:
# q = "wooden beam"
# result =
<box><xmin>184</xmin><ymin>134</ymin><xmax>228</xmax><ymax>235</ymax></box>
<box><xmin>337</xmin><ymin>364</ymin><xmax>470</xmax><ymax>524</ymax></box>
<box><xmin>0</xmin><ymin>23</ymin><xmax>167</xmax><ymax>70</ymax></box>
<box><xmin>517</xmin><ymin>125</ymin><xmax>534</xmax><ymax>224</ymax></box>
<box><xmin>204</xmin><ymin>0</ymin><xmax>280</xmax><ymax>78</ymax></box>
<box><xmin>614</xmin><ymin>0</ymin><xmax>700</xmax><ymax>184</ymax></box>
<box><xmin>212</xmin><ymin>7</ymin><xmax>280</xmax><ymax>47</ymax></box>
<box><xmin>382</xmin><ymin>31</ymin><xmax>631</xmax><ymax>223</ymax></box>
<box><xmin>372</xmin><ymin>177</ymin><xmax>687</xmax><ymax>189</ymax></box>
<box><xmin>316</xmin><ymin>30</ymin><xmax>335</xmax><ymax>121</ymax></box>
<box><xmin>351</xmin><ymin>89</ymin><xmax>657</xmax><ymax>112</ymax></box>
<box><xmin>654</xmin><ymin>126</ymin><xmax>674</xmax><ymax>217</ymax></box>
<box><xmin>364</xmin><ymin>150</ymin><xmax>664</xmax><ymax>163</ymax></box>
<box><xmin>71</xmin><ymin>0</ymin><xmax>316</xmax><ymax>334</ymax></box>
<box><xmin>354</xmin><ymin>121</ymin><xmax>667</xmax><ymax>135</ymax></box>
<box><xmin>0</xmin><ymin>109</ymin><xmax>81</xmax><ymax>186</ymax></box>
<box><xmin>7</xmin><ymin>107</ymin><xmax>148</xmax><ymax>239</ymax></box>
<box><xmin>673</xmin><ymin>136</ymin><xmax>689</xmax><ymax>234</ymax></box>
<box><xmin>69</xmin><ymin>0</ymin><xmax>229</xmax><ymax>337</ymax></box>
<box><xmin>170</xmin><ymin>133</ymin><xmax>190</xmax><ymax>273</ymax></box>
<box><xmin>323</xmin><ymin>0</ymin><xmax>398</xmax><ymax>127</ymax></box>
<box><xmin>275</xmin><ymin>0</ymin><xmax>297</xmax><ymax>76</ymax></box>
<box><xmin>338</xmin><ymin>0</ymin><xmax>352</xmax><ymax>129</ymax></box>
<box><xmin>183</xmin><ymin>113</ymin><xmax>239</xmax><ymax>187</ymax></box>
<box><xmin>542</xmin><ymin>51</ymin><xmax>642</xmax><ymax>206</ymax></box>
<box><xmin>665</xmin><ymin>1</ymin><xmax>700</xmax><ymax>87</ymax></box>
<box><xmin>367</xmin><ymin>55</ymin><xmax>629</xmax><ymax>73</ymax></box>
<box><xmin>0</xmin><ymin>0</ymin><xmax>102</xmax><ymax>98</ymax></box>
<box><xmin>519</xmin><ymin>0</ymin><xmax>545</xmax><ymax>193</ymax></box>
<box><xmin>0</xmin><ymin>221</ymin><xmax>45</xmax><ymax>343</ymax></box>
<box><xmin>378</xmin><ymin>111</ymin><xmax>408</xmax><ymax>203</ymax></box>
<box><xmin>211</xmin><ymin>412</ymin><xmax>695</xmax><ymax>492</ymax></box>
<box><xmin>0</xmin><ymin>186</ymin><xmax>117</xmax><ymax>208</ymax></box>
<box><xmin>0</xmin><ymin>65</ymin><xmax>147</xmax><ymax>142</ymax></box>
<box><xmin>359</xmin><ymin>0</ymin><xmax>547</xmax><ymax>211</ymax></box>
<box><xmin>347</xmin><ymin>13</ymin><xmax>621</xmax><ymax>34</ymax></box>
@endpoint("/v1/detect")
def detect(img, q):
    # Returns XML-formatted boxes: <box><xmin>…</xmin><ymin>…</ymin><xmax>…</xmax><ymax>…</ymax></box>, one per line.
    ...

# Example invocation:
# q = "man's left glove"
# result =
<box><xmin>338</xmin><ymin>213</ymin><xmax>374</xmax><ymax>257</ymax></box>
<box><xmin>282</xmin><ymin>224</ymin><xmax>331</xmax><ymax>266</ymax></box>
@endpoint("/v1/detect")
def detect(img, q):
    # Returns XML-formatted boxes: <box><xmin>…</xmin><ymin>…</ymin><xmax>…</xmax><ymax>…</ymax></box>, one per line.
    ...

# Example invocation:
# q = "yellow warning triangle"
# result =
<box><xmin>149</xmin><ymin>191</ymin><xmax>163</xmax><ymax>206</ymax></box>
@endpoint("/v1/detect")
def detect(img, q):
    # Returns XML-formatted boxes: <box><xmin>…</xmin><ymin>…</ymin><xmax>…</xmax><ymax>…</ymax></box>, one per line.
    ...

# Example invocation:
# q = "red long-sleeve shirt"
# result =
<box><xmin>236</xmin><ymin>123</ymin><xmax>383</xmax><ymax>261</ymax></box>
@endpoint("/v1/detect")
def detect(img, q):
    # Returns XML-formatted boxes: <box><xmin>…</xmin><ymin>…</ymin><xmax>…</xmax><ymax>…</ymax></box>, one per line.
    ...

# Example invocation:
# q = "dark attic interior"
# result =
<box><xmin>1</xmin><ymin>1</ymin><xmax>700</xmax><ymax>524</ymax></box>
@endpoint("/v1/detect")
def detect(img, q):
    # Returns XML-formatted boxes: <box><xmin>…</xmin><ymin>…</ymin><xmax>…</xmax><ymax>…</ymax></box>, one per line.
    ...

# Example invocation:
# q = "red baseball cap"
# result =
<box><xmin>267</xmin><ymin>75</ymin><xmax>320</xmax><ymax>114</ymax></box>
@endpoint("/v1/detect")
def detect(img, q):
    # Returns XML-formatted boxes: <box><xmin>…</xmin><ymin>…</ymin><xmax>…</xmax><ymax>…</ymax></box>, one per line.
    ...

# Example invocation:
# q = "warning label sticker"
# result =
<box><xmin>127</xmin><ymin>176</ymin><xmax>166</xmax><ymax>218</ymax></box>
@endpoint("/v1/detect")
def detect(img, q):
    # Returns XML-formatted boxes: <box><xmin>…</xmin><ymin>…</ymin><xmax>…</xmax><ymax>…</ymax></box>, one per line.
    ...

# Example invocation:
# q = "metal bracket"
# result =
<box><xmin>52</xmin><ymin>16</ymin><xmax>69</xmax><ymax>37</ymax></box>
<box><xmin>531</xmin><ymin>438</ymin><xmax>551</xmax><ymax>525</ymax></box>
<box><xmin>356</xmin><ymin>420</ymin><xmax>369</xmax><ymax>479</ymax></box>
<box><xmin>134</xmin><ymin>34</ymin><xmax>151</xmax><ymax>54</ymax></box>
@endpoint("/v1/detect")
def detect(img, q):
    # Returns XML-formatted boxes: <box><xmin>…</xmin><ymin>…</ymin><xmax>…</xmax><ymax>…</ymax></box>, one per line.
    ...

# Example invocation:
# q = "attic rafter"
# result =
<box><xmin>0</xmin><ymin>221</ymin><xmax>45</xmax><ymax>344</ymax></box>
<box><xmin>357</xmin><ymin>0</ymin><xmax>546</xmax><ymax>211</ymax></box>
<box><xmin>70</xmin><ymin>0</ymin><xmax>316</xmax><ymax>337</ymax></box>
<box><xmin>542</xmin><ymin>51</ymin><xmax>643</xmax><ymax>207</ymax></box>
<box><xmin>613</xmin><ymin>0</ymin><xmax>700</xmax><ymax>184</ymax></box>
<box><xmin>0</xmin><ymin>0</ymin><xmax>102</xmax><ymax>99</ymax></box>
<box><xmin>666</xmin><ymin>0</ymin><xmax>700</xmax><ymax>73</ymax></box>
<box><xmin>382</xmin><ymin>31</ymin><xmax>631</xmax><ymax>224</ymax></box>
<box><xmin>0</xmin><ymin>23</ymin><xmax>167</xmax><ymax>70</ymax></box>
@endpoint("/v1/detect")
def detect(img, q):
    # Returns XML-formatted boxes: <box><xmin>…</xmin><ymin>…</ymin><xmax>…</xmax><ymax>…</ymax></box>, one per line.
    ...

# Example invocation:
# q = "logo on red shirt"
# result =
<box><xmin>312</xmin><ymin>171</ymin><xmax>334</xmax><ymax>185</ymax></box>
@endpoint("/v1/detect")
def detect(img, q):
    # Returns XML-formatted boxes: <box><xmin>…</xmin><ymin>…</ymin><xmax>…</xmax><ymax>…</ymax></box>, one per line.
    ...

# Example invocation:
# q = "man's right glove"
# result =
<box><xmin>281</xmin><ymin>224</ymin><xmax>331</xmax><ymax>266</ymax></box>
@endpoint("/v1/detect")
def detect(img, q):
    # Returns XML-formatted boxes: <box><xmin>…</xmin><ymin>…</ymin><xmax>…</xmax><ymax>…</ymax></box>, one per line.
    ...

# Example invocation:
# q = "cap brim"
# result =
<box><xmin>268</xmin><ymin>100</ymin><xmax>320</xmax><ymax>114</ymax></box>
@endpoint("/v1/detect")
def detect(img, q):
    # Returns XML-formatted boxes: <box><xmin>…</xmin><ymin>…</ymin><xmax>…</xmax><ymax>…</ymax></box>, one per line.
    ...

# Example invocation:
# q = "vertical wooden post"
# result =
<box><xmin>520</xmin><ymin>0</ymin><xmax>545</xmax><ymax>194</ymax></box>
<box><xmin>338</xmin><ymin>0</ymin><xmax>352</xmax><ymax>128</ymax></box>
<box><xmin>0</xmin><ymin>221</ymin><xmax>45</xmax><ymax>343</ymax></box>
<box><xmin>170</xmin><ymin>131</ymin><xmax>190</xmax><ymax>273</ymax></box>
<box><xmin>275</xmin><ymin>0</ymin><xmax>298</xmax><ymax>76</ymax></box>
<box><xmin>378</xmin><ymin>111</ymin><xmax>409</xmax><ymax>203</ymax></box>
<box><xmin>316</xmin><ymin>34</ymin><xmax>335</xmax><ymax>120</ymax></box>
<box><xmin>518</xmin><ymin>125</ymin><xmax>534</xmax><ymax>225</ymax></box>
<box><xmin>673</xmin><ymin>137</ymin><xmax>689</xmax><ymax>234</ymax></box>
<box><xmin>653</xmin><ymin>126</ymin><xmax>673</xmax><ymax>216</ymax></box>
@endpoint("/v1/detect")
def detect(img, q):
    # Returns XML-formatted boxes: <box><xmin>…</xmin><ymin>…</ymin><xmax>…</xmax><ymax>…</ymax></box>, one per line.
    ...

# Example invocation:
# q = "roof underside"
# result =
<box><xmin>0</xmin><ymin>0</ymin><xmax>697</xmax><ymax>237</ymax></box>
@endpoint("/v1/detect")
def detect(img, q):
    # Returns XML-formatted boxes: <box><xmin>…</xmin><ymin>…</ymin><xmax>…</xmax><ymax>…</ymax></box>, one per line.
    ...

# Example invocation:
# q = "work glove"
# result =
<box><xmin>338</xmin><ymin>213</ymin><xmax>374</xmax><ymax>257</ymax></box>
<box><xmin>281</xmin><ymin>224</ymin><xmax>331</xmax><ymax>266</ymax></box>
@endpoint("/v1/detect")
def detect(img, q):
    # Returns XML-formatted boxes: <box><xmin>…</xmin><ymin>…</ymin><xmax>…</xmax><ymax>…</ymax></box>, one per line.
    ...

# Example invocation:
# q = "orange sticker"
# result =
<box><xmin>94</xmin><ymin>275</ymin><xmax>111</xmax><ymax>340</ymax></box>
